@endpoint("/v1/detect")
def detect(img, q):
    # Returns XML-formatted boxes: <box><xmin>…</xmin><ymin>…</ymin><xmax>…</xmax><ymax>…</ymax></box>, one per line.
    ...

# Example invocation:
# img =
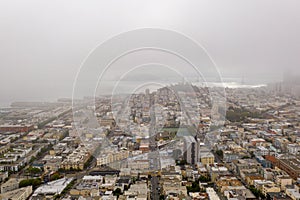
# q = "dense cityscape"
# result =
<box><xmin>1</xmin><ymin>1</ymin><xmax>300</xmax><ymax>200</ymax></box>
<box><xmin>0</xmin><ymin>82</ymin><xmax>300</xmax><ymax>200</ymax></box>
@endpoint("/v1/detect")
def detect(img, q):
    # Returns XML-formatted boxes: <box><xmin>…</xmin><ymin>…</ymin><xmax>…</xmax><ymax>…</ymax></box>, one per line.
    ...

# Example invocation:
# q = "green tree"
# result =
<box><xmin>113</xmin><ymin>188</ymin><xmax>122</xmax><ymax>197</ymax></box>
<box><xmin>186</xmin><ymin>181</ymin><xmax>200</xmax><ymax>193</ymax></box>
<box><xmin>249</xmin><ymin>186</ymin><xmax>266</xmax><ymax>199</ymax></box>
<box><xmin>51</xmin><ymin>173</ymin><xmax>61</xmax><ymax>181</ymax></box>
<box><xmin>199</xmin><ymin>176</ymin><xmax>211</xmax><ymax>183</ymax></box>
<box><xmin>27</xmin><ymin>166</ymin><xmax>41</xmax><ymax>175</ymax></box>
<box><xmin>29</xmin><ymin>156</ymin><xmax>36</xmax><ymax>163</ymax></box>
<box><xmin>216</xmin><ymin>150</ymin><xmax>223</xmax><ymax>158</ymax></box>
<box><xmin>19</xmin><ymin>178</ymin><xmax>42</xmax><ymax>188</ymax></box>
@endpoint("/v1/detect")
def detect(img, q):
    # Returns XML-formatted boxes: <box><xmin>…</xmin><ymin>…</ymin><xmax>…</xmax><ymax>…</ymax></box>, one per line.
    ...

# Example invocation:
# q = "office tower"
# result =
<box><xmin>183</xmin><ymin>136</ymin><xmax>198</xmax><ymax>165</ymax></box>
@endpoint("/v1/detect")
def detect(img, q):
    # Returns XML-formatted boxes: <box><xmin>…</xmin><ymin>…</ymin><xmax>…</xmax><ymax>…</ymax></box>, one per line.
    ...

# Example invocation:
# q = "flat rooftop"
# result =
<box><xmin>34</xmin><ymin>177</ymin><xmax>73</xmax><ymax>195</ymax></box>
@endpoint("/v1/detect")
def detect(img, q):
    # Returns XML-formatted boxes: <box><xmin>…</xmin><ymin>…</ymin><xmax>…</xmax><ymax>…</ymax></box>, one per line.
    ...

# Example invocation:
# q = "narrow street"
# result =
<box><xmin>150</xmin><ymin>175</ymin><xmax>160</xmax><ymax>200</ymax></box>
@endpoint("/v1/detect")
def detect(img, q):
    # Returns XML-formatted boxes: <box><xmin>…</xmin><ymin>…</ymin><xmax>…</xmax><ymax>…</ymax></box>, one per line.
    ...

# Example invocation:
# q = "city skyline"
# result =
<box><xmin>1</xmin><ymin>1</ymin><xmax>300</xmax><ymax>199</ymax></box>
<box><xmin>1</xmin><ymin>1</ymin><xmax>300</xmax><ymax>106</ymax></box>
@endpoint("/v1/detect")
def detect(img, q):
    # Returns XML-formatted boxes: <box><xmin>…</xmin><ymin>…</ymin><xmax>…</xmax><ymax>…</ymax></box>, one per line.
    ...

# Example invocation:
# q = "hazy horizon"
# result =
<box><xmin>0</xmin><ymin>78</ymin><xmax>277</xmax><ymax>107</ymax></box>
<box><xmin>1</xmin><ymin>0</ymin><xmax>300</xmax><ymax>106</ymax></box>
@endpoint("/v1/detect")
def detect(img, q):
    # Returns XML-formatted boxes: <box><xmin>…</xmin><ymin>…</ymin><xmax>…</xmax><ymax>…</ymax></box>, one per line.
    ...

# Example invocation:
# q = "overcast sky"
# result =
<box><xmin>0</xmin><ymin>0</ymin><xmax>300</xmax><ymax>106</ymax></box>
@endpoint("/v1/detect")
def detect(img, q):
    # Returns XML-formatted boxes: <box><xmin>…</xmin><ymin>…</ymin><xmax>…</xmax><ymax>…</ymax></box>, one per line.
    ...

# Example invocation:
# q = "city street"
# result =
<box><xmin>150</xmin><ymin>175</ymin><xmax>160</xmax><ymax>200</ymax></box>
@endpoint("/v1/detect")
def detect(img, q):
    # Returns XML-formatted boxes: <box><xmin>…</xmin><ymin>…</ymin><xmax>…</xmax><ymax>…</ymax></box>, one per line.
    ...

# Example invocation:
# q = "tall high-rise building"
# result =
<box><xmin>183</xmin><ymin>136</ymin><xmax>198</xmax><ymax>165</ymax></box>
<box><xmin>145</xmin><ymin>88</ymin><xmax>150</xmax><ymax>96</ymax></box>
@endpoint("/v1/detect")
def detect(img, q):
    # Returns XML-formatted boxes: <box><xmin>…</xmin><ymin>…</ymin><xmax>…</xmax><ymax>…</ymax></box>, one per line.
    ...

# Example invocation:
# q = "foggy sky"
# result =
<box><xmin>1</xmin><ymin>0</ymin><xmax>300</xmax><ymax>106</ymax></box>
